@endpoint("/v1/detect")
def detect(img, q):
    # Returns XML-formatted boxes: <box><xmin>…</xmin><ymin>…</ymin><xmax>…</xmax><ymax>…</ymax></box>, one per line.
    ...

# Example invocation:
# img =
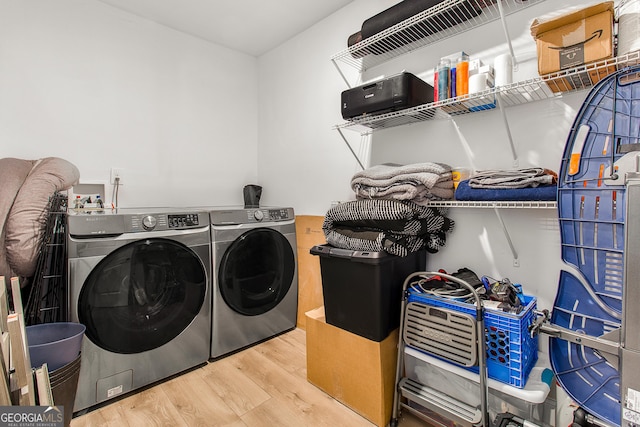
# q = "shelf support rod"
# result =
<box><xmin>496</xmin><ymin>93</ymin><xmax>519</xmax><ymax>168</ymax></box>
<box><xmin>493</xmin><ymin>207</ymin><xmax>519</xmax><ymax>267</ymax></box>
<box><xmin>337</xmin><ymin>128</ymin><xmax>365</xmax><ymax>170</ymax></box>
<box><xmin>496</xmin><ymin>0</ymin><xmax>518</xmax><ymax>69</ymax></box>
<box><xmin>332</xmin><ymin>59</ymin><xmax>352</xmax><ymax>89</ymax></box>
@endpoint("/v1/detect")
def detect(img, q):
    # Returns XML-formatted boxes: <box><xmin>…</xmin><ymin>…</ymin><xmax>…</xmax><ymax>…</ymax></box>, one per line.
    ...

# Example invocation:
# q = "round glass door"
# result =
<box><xmin>78</xmin><ymin>238</ymin><xmax>206</xmax><ymax>354</ymax></box>
<box><xmin>219</xmin><ymin>228</ymin><xmax>295</xmax><ymax>316</ymax></box>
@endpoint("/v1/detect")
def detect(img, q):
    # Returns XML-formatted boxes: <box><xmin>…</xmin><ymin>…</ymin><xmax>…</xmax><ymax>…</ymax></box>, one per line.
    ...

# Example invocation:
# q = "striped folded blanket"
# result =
<box><xmin>323</xmin><ymin>199</ymin><xmax>455</xmax><ymax>257</ymax></box>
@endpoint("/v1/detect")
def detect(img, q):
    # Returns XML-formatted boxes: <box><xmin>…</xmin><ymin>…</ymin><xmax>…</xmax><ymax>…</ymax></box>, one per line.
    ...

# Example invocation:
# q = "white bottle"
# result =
<box><xmin>494</xmin><ymin>53</ymin><xmax>513</xmax><ymax>87</ymax></box>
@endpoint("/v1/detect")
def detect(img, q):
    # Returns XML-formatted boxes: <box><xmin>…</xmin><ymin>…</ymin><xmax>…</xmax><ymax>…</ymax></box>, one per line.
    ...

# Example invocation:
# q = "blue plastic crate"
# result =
<box><xmin>407</xmin><ymin>290</ymin><xmax>538</xmax><ymax>388</ymax></box>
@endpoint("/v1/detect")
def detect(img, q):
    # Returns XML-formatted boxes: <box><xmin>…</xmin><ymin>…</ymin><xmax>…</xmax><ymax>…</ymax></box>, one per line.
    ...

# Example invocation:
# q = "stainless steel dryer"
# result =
<box><xmin>67</xmin><ymin>208</ymin><xmax>211</xmax><ymax>413</ymax></box>
<box><xmin>209</xmin><ymin>206</ymin><xmax>298</xmax><ymax>359</ymax></box>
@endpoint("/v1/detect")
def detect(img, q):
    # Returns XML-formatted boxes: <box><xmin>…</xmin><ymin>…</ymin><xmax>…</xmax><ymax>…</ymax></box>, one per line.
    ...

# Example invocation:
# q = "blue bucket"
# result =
<box><xmin>26</xmin><ymin>322</ymin><xmax>85</xmax><ymax>371</ymax></box>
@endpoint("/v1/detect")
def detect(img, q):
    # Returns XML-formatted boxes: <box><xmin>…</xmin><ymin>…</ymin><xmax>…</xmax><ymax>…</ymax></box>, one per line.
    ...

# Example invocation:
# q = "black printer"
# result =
<box><xmin>341</xmin><ymin>72</ymin><xmax>434</xmax><ymax>119</ymax></box>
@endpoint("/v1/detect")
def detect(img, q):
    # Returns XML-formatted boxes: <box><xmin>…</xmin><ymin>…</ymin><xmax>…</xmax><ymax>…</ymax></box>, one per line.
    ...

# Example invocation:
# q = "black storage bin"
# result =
<box><xmin>310</xmin><ymin>244</ymin><xmax>426</xmax><ymax>341</ymax></box>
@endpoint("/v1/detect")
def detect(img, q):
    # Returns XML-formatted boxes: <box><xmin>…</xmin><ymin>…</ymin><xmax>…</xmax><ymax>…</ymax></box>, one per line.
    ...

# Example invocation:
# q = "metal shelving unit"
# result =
<box><xmin>331</xmin><ymin>1</ymin><xmax>585</xmax><ymax>268</ymax></box>
<box><xmin>331</xmin><ymin>0</ymin><xmax>640</xmax><ymax>168</ymax></box>
<box><xmin>335</xmin><ymin>51</ymin><xmax>640</xmax><ymax>133</ymax></box>
<box><xmin>331</xmin><ymin>0</ymin><xmax>545</xmax><ymax>81</ymax></box>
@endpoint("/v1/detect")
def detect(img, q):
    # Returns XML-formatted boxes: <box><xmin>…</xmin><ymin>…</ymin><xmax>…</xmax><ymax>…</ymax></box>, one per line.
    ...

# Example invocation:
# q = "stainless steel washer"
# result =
<box><xmin>209</xmin><ymin>206</ymin><xmax>298</xmax><ymax>359</ymax></box>
<box><xmin>67</xmin><ymin>208</ymin><xmax>211</xmax><ymax>413</ymax></box>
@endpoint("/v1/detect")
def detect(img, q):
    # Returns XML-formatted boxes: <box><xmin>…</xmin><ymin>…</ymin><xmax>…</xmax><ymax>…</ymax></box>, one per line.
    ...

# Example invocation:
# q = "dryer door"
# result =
<box><xmin>78</xmin><ymin>238</ymin><xmax>206</xmax><ymax>354</ymax></box>
<box><xmin>218</xmin><ymin>228</ymin><xmax>295</xmax><ymax>316</ymax></box>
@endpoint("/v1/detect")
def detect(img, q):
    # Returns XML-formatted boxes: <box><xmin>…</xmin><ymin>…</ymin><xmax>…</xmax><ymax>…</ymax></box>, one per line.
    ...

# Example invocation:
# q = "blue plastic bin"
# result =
<box><xmin>26</xmin><ymin>322</ymin><xmax>85</xmax><ymax>371</ymax></box>
<box><xmin>407</xmin><ymin>290</ymin><xmax>538</xmax><ymax>388</ymax></box>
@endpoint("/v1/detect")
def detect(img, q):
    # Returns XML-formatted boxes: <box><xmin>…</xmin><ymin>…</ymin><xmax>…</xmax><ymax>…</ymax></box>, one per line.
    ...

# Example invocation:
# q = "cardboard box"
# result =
<box><xmin>305</xmin><ymin>306</ymin><xmax>399</xmax><ymax>427</ymax></box>
<box><xmin>530</xmin><ymin>2</ymin><xmax>614</xmax><ymax>76</ymax></box>
<box><xmin>294</xmin><ymin>215</ymin><xmax>326</xmax><ymax>329</ymax></box>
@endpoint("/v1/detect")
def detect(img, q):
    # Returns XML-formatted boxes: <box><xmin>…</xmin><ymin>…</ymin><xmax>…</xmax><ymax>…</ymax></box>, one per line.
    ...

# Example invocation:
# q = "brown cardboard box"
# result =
<box><xmin>531</xmin><ymin>2</ymin><xmax>614</xmax><ymax>76</ymax></box>
<box><xmin>305</xmin><ymin>306</ymin><xmax>399</xmax><ymax>427</ymax></box>
<box><xmin>294</xmin><ymin>216</ymin><xmax>326</xmax><ymax>329</ymax></box>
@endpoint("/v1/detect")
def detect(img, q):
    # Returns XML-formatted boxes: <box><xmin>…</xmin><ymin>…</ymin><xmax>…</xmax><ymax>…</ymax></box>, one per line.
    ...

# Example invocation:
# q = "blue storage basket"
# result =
<box><xmin>407</xmin><ymin>289</ymin><xmax>538</xmax><ymax>388</ymax></box>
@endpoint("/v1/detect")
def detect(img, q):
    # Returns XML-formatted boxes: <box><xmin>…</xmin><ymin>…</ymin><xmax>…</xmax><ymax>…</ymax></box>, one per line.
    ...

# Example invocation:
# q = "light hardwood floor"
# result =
<box><xmin>69</xmin><ymin>328</ymin><xmax>426</xmax><ymax>427</ymax></box>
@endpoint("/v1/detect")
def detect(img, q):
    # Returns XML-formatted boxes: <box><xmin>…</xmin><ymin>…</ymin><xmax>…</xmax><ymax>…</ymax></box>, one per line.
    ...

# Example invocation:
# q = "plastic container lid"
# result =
<box><xmin>405</xmin><ymin>346</ymin><xmax>552</xmax><ymax>404</ymax></box>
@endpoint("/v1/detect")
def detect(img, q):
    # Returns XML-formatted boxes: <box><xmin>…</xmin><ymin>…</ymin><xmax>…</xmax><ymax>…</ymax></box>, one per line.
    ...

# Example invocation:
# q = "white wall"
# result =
<box><xmin>257</xmin><ymin>1</ymin><xmax>398</xmax><ymax>211</ymax></box>
<box><xmin>0</xmin><ymin>0</ymin><xmax>259</xmax><ymax>208</ymax></box>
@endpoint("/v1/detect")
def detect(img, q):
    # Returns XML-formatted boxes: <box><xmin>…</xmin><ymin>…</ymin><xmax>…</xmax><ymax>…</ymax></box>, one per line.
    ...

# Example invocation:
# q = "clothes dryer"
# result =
<box><xmin>209</xmin><ymin>207</ymin><xmax>298</xmax><ymax>359</ymax></box>
<box><xmin>67</xmin><ymin>208</ymin><xmax>211</xmax><ymax>413</ymax></box>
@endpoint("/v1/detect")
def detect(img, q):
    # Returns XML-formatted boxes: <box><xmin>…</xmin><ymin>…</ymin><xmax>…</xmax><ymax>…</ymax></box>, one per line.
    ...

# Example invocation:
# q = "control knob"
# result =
<box><xmin>142</xmin><ymin>215</ymin><xmax>157</xmax><ymax>230</ymax></box>
<box><xmin>253</xmin><ymin>210</ymin><xmax>264</xmax><ymax>222</ymax></box>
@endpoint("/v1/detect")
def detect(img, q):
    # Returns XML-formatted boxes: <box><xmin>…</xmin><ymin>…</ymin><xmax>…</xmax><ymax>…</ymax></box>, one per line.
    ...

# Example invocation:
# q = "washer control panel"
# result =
<box><xmin>168</xmin><ymin>213</ymin><xmax>200</xmax><ymax>228</ymax></box>
<box><xmin>68</xmin><ymin>210</ymin><xmax>208</xmax><ymax>236</ymax></box>
<box><xmin>130</xmin><ymin>212</ymin><xmax>205</xmax><ymax>232</ymax></box>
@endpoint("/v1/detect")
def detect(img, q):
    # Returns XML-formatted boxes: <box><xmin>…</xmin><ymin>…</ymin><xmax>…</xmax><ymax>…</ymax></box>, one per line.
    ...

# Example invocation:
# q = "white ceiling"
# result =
<box><xmin>97</xmin><ymin>0</ymin><xmax>355</xmax><ymax>57</ymax></box>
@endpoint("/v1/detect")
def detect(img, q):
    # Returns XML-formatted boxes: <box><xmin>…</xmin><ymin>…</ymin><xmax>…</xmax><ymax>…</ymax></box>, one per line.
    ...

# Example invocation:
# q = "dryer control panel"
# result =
<box><xmin>267</xmin><ymin>208</ymin><xmax>291</xmax><ymax>221</ymax></box>
<box><xmin>210</xmin><ymin>207</ymin><xmax>294</xmax><ymax>225</ymax></box>
<box><xmin>246</xmin><ymin>208</ymin><xmax>294</xmax><ymax>223</ymax></box>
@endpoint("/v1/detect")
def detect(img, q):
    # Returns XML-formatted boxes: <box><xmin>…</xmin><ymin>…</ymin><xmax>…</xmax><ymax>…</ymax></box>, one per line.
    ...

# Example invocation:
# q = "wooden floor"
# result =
<box><xmin>69</xmin><ymin>328</ymin><xmax>427</xmax><ymax>427</ymax></box>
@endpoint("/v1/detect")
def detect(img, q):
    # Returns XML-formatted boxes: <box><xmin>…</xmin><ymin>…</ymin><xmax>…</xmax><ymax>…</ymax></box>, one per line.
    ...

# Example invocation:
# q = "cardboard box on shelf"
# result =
<box><xmin>305</xmin><ymin>306</ymin><xmax>398</xmax><ymax>427</ymax></box>
<box><xmin>530</xmin><ymin>1</ymin><xmax>614</xmax><ymax>92</ymax></box>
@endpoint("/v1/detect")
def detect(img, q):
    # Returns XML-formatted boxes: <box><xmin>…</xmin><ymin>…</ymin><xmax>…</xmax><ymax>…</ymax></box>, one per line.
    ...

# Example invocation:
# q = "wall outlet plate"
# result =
<box><xmin>110</xmin><ymin>168</ymin><xmax>124</xmax><ymax>185</ymax></box>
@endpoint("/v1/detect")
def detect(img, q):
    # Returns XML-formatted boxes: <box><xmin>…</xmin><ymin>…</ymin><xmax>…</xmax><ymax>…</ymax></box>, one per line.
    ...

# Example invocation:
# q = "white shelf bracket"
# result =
<box><xmin>337</xmin><ymin>128</ymin><xmax>366</xmax><ymax>170</ymax></box>
<box><xmin>493</xmin><ymin>207</ymin><xmax>519</xmax><ymax>267</ymax></box>
<box><xmin>496</xmin><ymin>93</ymin><xmax>519</xmax><ymax>168</ymax></box>
<box><xmin>496</xmin><ymin>0</ymin><xmax>518</xmax><ymax>70</ymax></box>
<box><xmin>332</xmin><ymin>59</ymin><xmax>352</xmax><ymax>89</ymax></box>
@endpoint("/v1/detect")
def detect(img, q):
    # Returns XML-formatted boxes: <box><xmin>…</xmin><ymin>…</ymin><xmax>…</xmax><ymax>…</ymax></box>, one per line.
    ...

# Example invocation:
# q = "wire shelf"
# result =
<box><xmin>331</xmin><ymin>0</ymin><xmax>545</xmax><ymax>73</ymax></box>
<box><xmin>335</xmin><ymin>50</ymin><xmax>640</xmax><ymax>133</ymax></box>
<box><xmin>427</xmin><ymin>200</ymin><xmax>557</xmax><ymax>208</ymax></box>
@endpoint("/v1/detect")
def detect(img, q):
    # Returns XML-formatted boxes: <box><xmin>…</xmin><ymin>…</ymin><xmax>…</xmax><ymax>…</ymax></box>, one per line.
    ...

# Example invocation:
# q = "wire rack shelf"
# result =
<box><xmin>335</xmin><ymin>50</ymin><xmax>640</xmax><ymax>133</ymax></box>
<box><xmin>331</xmin><ymin>0</ymin><xmax>546</xmax><ymax>73</ymax></box>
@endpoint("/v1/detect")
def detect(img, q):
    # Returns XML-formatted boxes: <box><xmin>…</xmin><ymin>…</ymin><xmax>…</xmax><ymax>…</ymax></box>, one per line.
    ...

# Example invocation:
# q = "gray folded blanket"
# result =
<box><xmin>351</xmin><ymin>163</ymin><xmax>454</xmax><ymax>203</ymax></box>
<box><xmin>469</xmin><ymin>168</ymin><xmax>557</xmax><ymax>189</ymax></box>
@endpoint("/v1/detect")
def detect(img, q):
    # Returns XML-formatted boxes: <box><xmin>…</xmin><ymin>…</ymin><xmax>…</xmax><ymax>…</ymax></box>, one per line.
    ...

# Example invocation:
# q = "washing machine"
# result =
<box><xmin>209</xmin><ymin>206</ymin><xmax>298</xmax><ymax>359</ymax></box>
<box><xmin>67</xmin><ymin>208</ymin><xmax>211</xmax><ymax>413</ymax></box>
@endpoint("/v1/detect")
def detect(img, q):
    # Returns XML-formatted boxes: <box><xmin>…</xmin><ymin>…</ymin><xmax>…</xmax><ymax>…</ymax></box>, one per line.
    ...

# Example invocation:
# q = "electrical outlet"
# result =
<box><xmin>110</xmin><ymin>168</ymin><xmax>124</xmax><ymax>185</ymax></box>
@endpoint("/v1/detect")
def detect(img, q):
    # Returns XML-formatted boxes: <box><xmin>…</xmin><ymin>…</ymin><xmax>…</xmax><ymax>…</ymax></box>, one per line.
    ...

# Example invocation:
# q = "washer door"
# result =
<box><xmin>218</xmin><ymin>228</ymin><xmax>295</xmax><ymax>316</ymax></box>
<box><xmin>78</xmin><ymin>238</ymin><xmax>206</xmax><ymax>354</ymax></box>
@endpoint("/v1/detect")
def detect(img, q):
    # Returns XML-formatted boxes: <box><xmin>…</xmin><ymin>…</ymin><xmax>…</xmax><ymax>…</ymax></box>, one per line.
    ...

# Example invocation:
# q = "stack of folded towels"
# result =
<box><xmin>455</xmin><ymin>168</ymin><xmax>558</xmax><ymax>201</ymax></box>
<box><xmin>350</xmin><ymin>162</ymin><xmax>455</xmax><ymax>204</ymax></box>
<box><xmin>321</xmin><ymin>162</ymin><xmax>456</xmax><ymax>257</ymax></box>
